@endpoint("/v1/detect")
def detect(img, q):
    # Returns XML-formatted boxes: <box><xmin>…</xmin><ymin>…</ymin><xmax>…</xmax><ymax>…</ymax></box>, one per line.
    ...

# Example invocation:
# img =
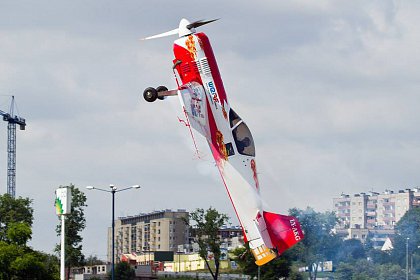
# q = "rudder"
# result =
<box><xmin>263</xmin><ymin>211</ymin><xmax>304</xmax><ymax>255</ymax></box>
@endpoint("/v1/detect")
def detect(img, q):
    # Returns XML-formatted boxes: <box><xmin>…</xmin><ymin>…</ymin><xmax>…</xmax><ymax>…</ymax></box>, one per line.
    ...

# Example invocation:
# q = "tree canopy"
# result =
<box><xmin>112</xmin><ymin>261</ymin><xmax>136</xmax><ymax>280</ymax></box>
<box><xmin>390</xmin><ymin>207</ymin><xmax>420</xmax><ymax>268</ymax></box>
<box><xmin>288</xmin><ymin>207</ymin><xmax>340</xmax><ymax>280</ymax></box>
<box><xmin>0</xmin><ymin>193</ymin><xmax>59</xmax><ymax>279</ymax></box>
<box><xmin>189</xmin><ymin>207</ymin><xmax>229</xmax><ymax>280</ymax></box>
<box><xmin>231</xmin><ymin>244</ymin><xmax>293</xmax><ymax>280</ymax></box>
<box><xmin>0</xmin><ymin>194</ymin><xmax>33</xmax><ymax>243</ymax></box>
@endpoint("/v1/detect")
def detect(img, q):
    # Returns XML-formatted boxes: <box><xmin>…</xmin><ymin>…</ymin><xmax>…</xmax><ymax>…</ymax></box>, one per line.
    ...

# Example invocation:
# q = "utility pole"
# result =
<box><xmin>407</xmin><ymin>237</ymin><xmax>410</xmax><ymax>280</ymax></box>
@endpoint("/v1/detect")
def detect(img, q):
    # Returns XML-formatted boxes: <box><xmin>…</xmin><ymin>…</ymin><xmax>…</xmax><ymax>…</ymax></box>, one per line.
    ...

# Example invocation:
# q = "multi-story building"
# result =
<box><xmin>333</xmin><ymin>188</ymin><xmax>420</xmax><ymax>248</ymax></box>
<box><xmin>108</xmin><ymin>209</ymin><xmax>189</xmax><ymax>263</ymax></box>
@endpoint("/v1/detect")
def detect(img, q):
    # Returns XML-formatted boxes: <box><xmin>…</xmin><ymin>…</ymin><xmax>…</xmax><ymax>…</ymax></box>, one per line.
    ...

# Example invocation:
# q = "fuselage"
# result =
<box><xmin>172</xmin><ymin>33</ymin><xmax>276</xmax><ymax>264</ymax></box>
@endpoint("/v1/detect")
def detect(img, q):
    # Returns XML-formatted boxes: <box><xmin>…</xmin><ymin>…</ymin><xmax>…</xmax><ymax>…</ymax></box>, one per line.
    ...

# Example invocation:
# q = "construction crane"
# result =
<box><xmin>0</xmin><ymin>96</ymin><xmax>26</xmax><ymax>198</ymax></box>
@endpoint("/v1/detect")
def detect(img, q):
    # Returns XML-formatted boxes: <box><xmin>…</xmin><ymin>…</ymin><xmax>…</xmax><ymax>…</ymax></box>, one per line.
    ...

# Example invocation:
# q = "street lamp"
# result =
<box><xmin>406</xmin><ymin>237</ymin><xmax>410</xmax><ymax>280</ymax></box>
<box><xmin>86</xmin><ymin>184</ymin><xmax>140</xmax><ymax>280</ymax></box>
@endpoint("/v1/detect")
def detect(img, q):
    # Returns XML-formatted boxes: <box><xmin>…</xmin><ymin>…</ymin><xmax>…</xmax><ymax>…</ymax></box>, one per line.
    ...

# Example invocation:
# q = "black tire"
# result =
<box><xmin>156</xmin><ymin>86</ymin><xmax>168</xmax><ymax>100</ymax></box>
<box><xmin>143</xmin><ymin>87</ymin><xmax>158</xmax><ymax>102</ymax></box>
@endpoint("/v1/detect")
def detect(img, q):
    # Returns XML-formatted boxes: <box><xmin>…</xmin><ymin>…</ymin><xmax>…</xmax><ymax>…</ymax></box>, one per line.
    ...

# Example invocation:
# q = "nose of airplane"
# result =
<box><xmin>179</xmin><ymin>18</ymin><xmax>195</xmax><ymax>37</ymax></box>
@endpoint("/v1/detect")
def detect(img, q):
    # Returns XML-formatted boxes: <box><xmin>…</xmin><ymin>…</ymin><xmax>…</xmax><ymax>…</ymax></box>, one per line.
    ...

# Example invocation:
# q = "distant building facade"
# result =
<box><xmin>333</xmin><ymin>188</ymin><xmax>420</xmax><ymax>248</ymax></box>
<box><xmin>72</xmin><ymin>264</ymin><xmax>110</xmax><ymax>280</ymax></box>
<box><xmin>108</xmin><ymin>209</ymin><xmax>189</xmax><ymax>263</ymax></box>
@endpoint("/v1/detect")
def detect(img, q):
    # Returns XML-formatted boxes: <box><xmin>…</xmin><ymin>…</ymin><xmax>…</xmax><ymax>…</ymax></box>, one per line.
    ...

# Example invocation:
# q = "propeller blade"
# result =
<box><xmin>187</xmin><ymin>18</ymin><xmax>219</xmax><ymax>29</ymax></box>
<box><xmin>141</xmin><ymin>28</ymin><xmax>179</xmax><ymax>40</ymax></box>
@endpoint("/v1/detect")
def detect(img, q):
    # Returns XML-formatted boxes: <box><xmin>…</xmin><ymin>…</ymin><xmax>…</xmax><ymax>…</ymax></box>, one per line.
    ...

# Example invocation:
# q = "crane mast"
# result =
<box><xmin>1</xmin><ymin>96</ymin><xmax>26</xmax><ymax>198</ymax></box>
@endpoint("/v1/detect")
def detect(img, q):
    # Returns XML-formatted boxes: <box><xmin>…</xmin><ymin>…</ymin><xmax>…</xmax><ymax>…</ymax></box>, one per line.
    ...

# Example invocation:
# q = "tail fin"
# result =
<box><xmin>263</xmin><ymin>211</ymin><xmax>304</xmax><ymax>255</ymax></box>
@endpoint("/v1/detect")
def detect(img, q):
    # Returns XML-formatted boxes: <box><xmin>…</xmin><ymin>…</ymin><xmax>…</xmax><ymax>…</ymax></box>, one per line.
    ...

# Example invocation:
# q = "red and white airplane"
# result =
<box><xmin>142</xmin><ymin>19</ymin><xmax>303</xmax><ymax>266</ymax></box>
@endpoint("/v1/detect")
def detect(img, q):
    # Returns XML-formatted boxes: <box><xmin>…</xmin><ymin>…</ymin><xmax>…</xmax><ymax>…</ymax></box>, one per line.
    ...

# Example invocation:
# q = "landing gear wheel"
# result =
<box><xmin>156</xmin><ymin>86</ymin><xmax>168</xmax><ymax>100</ymax></box>
<box><xmin>143</xmin><ymin>87</ymin><xmax>158</xmax><ymax>102</ymax></box>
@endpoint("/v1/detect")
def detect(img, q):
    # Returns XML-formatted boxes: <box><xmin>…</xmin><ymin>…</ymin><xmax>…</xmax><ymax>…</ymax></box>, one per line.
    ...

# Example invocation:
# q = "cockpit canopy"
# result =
<box><xmin>229</xmin><ymin>109</ymin><xmax>255</xmax><ymax>157</ymax></box>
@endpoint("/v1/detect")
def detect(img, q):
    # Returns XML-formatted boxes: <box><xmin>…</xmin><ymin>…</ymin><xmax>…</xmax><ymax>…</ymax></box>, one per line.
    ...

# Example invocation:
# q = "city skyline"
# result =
<box><xmin>0</xmin><ymin>1</ymin><xmax>419</xmax><ymax>260</ymax></box>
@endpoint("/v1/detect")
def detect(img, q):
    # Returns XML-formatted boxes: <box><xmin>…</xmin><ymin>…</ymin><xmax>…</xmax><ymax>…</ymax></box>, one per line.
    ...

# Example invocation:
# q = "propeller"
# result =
<box><xmin>186</xmin><ymin>19</ymin><xmax>219</xmax><ymax>29</ymax></box>
<box><xmin>141</xmin><ymin>18</ymin><xmax>219</xmax><ymax>40</ymax></box>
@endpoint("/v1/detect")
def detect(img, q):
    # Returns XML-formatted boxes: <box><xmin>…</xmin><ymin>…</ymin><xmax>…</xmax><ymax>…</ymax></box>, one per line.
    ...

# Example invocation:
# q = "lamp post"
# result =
<box><xmin>86</xmin><ymin>184</ymin><xmax>140</xmax><ymax>280</ymax></box>
<box><xmin>406</xmin><ymin>237</ymin><xmax>410</xmax><ymax>280</ymax></box>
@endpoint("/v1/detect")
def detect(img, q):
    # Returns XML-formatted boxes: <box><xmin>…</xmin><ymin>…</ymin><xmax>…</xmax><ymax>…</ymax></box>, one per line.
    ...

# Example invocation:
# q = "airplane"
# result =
<box><xmin>142</xmin><ymin>18</ymin><xmax>304</xmax><ymax>266</ymax></box>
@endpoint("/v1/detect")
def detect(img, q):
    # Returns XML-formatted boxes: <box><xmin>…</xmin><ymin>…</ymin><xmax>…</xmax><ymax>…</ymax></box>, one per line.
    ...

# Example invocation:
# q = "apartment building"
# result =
<box><xmin>333</xmin><ymin>188</ymin><xmax>420</xmax><ymax>247</ymax></box>
<box><xmin>108</xmin><ymin>209</ymin><xmax>189</xmax><ymax>263</ymax></box>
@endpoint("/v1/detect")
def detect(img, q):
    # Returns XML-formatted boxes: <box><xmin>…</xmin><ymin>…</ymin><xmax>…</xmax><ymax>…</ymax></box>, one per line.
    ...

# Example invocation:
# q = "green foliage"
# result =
<box><xmin>0</xmin><ymin>194</ymin><xmax>59</xmax><ymax>279</ymax></box>
<box><xmin>377</xmin><ymin>263</ymin><xmax>406</xmax><ymax>280</ymax></box>
<box><xmin>230</xmin><ymin>246</ymin><xmax>256</xmax><ymax>277</ymax></box>
<box><xmin>335</xmin><ymin>239</ymin><xmax>366</xmax><ymax>263</ymax></box>
<box><xmin>0</xmin><ymin>241</ymin><xmax>23</xmax><ymax>279</ymax></box>
<box><xmin>335</xmin><ymin>259</ymin><xmax>404</xmax><ymax>280</ymax></box>
<box><xmin>190</xmin><ymin>207</ymin><xmax>229</xmax><ymax>280</ymax></box>
<box><xmin>288</xmin><ymin>207</ymin><xmax>339</xmax><ymax>280</ymax></box>
<box><xmin>0</xmin><ymin>238</ymin><xmax>59</xmax><ymax>279</ymax></box>
<box><xmin>260</xmin><ymin>256</ymin><xmax>291</xmax><ymax>279</ymax></box>
<box><xmin>85</xmin><ymin>254</ymin><xmax>105</xmax><ymax>265</ymax></box>
<box><xmin>55</xmin><ymin>184</ymin><xmax>87</xmax><ymax>276</ymax></box>
<box><xmin>367</xmin><ymin>248</ymin><xmax>392</xmax><ymax>264</ymax></box>
<box><xmin>7</xmin><ymin>222</ymin><xmax>32</xmax><ymax>246</ymax></box>
<box><xmin>231</xmin><ymin>244</ymin><xmax>293</xmax><ymax>279</ymax></box>
<box><xmin>391</xmin><ymin>208</ymin><xmax>420</xmax><ymax>267</ymax></box>
<box><xmin>0</xmin><ymin>194</ymin><xmax>33</xmax><ymax>243</ymax></box>
<box><xmin>112</xmin><ymin>261</ymin><xmax>136</xmax><ymax>280</ymax></box>
<box><xmin>11</xmin><ymin>252</ymin><xmax>50</xmax><ymax>279</ymax></box>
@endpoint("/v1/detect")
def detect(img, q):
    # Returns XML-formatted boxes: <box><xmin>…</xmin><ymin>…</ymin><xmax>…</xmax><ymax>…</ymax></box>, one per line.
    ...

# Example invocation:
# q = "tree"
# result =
<box><xmin>189</xmin><ymin>207</ymin><xmax>228</xmax><ymax>280</ymax></box>
<box><xmin>0</xmin><ymin>194</ymin><xmax>59</xmax><ymax>279</ymax></box>
<box><xmin>363</xmin><ymin>232</ymin><xmax>393</xmax><ymax>265</ymax></box>
<box><xmin>7</xmin><ymin>222</ymin><xmax>32</xmax><ymax>246</ymax></box>
<box><xmin>335</xmin><ymin>239</ymin><xmax>366</xmax><ymax>263</ymax></box>
<box><xmin>288</xmin><ymin>207</ymin><xmax>340</xmax><ymax>280</ymax></box>
<box><xmin>335</xmin><ymin>259</ymin><xmax>404</xmax><ymax>280</ymax></box>
<box><xmin>0</xmin><ymin>241</ymin><xmax>23</xmax><ymax>279</ymax></box>
<box><xmin>391</xmin><ymin>208</ymin><xmax>420</xmax><ymax>267</ymax></box>
<box><xmin>0</xmin><ymin>194</ymin><xmax>33</xmax><ymax>242</ymax></box>
<box><xmin>0</xmin><ymin>226</ymin><xmax>59</xmax><ymax>279</ymax></box>
<box><xmin>85</xmin><ymin>254</ymin><xmax>105</xmax><ymax>266</ymax></box>
<box><xmin>55</xmin><ymin>184</ymin><xmax>87</xmax><ymax>279</ymax></box>
<box><xmin>231</xmin><ymin>244</ymin><xmax>293</xmax><ymax>279</ymax></box>
<box><xmin>377</xmin><ymin>263</ymin><xmax>405</xmax><ymax>280</ymax></box>
<box><xmin>10</xmin><ymin>252</ymin><xmax>50</xmax><ymax>279</ymax></box>
<box><xmin>111</xmin><ymin>261</ymin><xmax>136</xmax><ymax>280</ymax></box>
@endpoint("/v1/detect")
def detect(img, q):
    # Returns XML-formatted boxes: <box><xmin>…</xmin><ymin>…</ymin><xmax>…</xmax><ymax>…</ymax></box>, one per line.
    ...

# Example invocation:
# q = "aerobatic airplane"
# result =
<box><xmin>142</xmin><ymin>19</ymin><xmax>303</xmax><ymax>265</ymax></box>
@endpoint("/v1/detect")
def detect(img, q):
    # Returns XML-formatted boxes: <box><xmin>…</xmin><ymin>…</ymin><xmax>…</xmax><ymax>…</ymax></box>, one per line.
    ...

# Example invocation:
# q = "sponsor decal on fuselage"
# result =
<box><xmin>190</xmin><ymin>86</ymin><xmax>204</xmax><ymax>119</ymax></box>
<box><xmin>206</xmin><ymin>81</ymin><xmax>219</xmax><ymax>107</ymax></box>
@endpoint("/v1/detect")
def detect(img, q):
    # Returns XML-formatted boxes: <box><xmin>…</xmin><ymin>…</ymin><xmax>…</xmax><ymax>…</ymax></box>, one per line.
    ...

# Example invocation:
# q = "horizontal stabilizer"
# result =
<box><xmin>263</xmin><ymin>211</ymin><xmax>304</xmax><ymax>255</ymax></box>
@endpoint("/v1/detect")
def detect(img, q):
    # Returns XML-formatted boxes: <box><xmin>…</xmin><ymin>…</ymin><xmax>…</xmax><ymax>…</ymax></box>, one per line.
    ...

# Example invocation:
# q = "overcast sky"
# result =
<box><xmin>1</xmin><ymin>0</ymin><xmax>419</xmax><ymax>260</ymax></box>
